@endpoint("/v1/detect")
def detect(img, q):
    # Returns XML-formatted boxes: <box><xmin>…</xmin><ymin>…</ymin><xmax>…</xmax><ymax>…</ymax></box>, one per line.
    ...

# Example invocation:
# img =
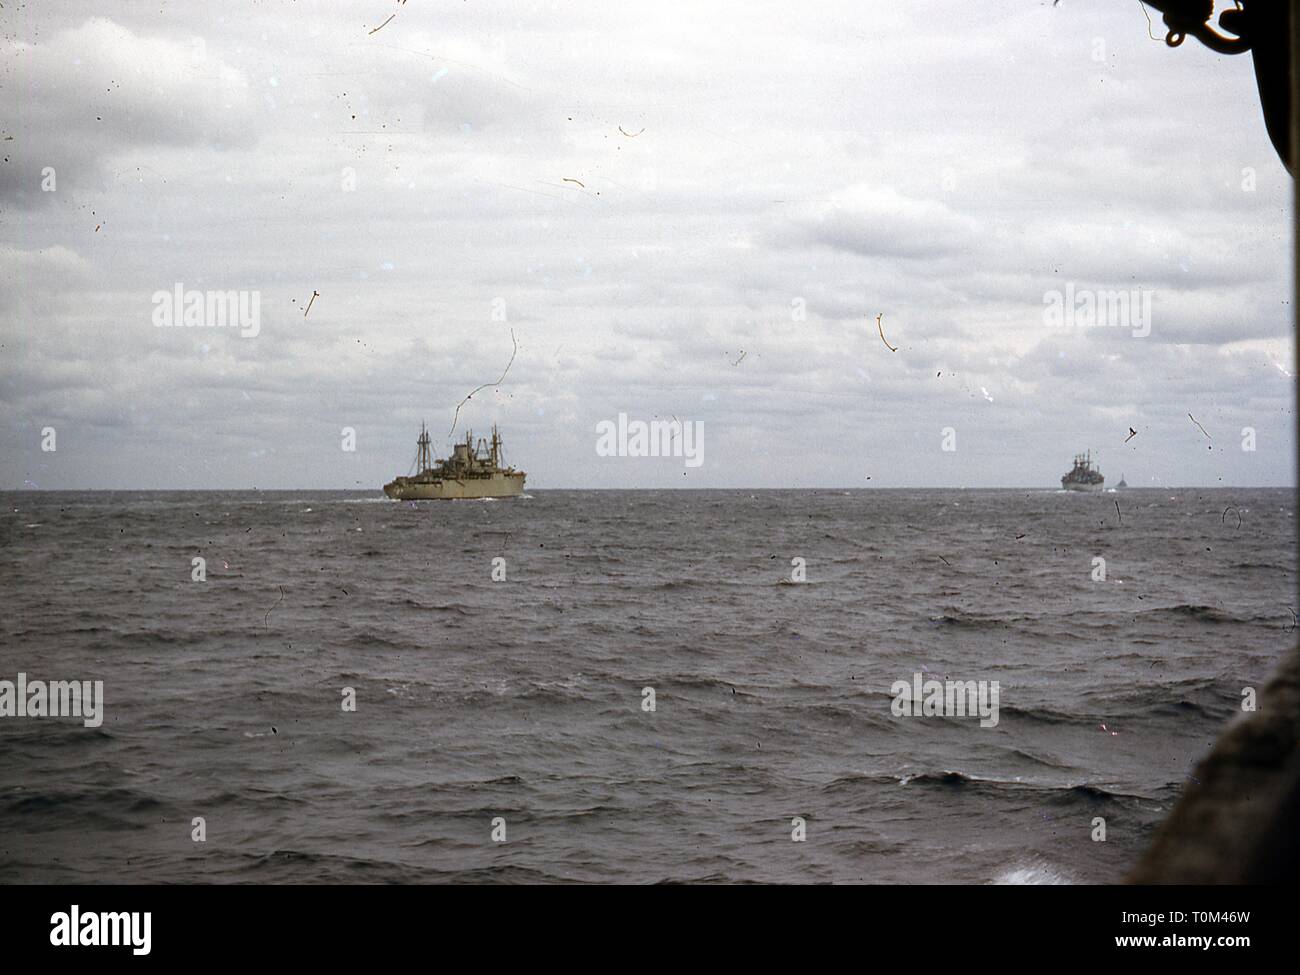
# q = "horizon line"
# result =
<box><xmin>3</xmin><ymin>485</ymin><xmax>1295</xmax><ymax>493</ymax></box>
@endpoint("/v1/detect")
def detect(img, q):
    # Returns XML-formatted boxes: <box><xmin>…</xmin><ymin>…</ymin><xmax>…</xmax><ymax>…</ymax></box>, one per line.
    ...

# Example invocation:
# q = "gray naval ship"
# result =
<box><xmin>383</xmin><ymin>423</ymin><xmax>525</xmax><ymax>500</ymax></box>
<box><xmin>1061</xmin><ymin>450</ymin><xmax>1105</xmax><ymax>491</ymax></box>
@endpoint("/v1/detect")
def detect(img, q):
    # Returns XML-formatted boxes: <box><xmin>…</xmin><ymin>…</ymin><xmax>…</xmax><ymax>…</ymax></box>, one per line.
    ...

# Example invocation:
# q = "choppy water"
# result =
<box><xmin>0</xmin><ymin>488</ymin><xmax>1293</xmax><ymax>883</ymax></box>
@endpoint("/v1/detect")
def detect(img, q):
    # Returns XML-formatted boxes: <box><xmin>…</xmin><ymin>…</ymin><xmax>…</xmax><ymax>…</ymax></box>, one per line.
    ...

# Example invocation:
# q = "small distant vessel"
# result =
<box><xmin>1116</xmin><ymin>473</ymin><xmax>1128</xmax><ymax>489</ymax></box>
<box><xmin>383</xmin><ymin>423</ymin><xmax>525</xmax><ymax>500</ymax></box>
<box><xmin>1061</xmin><ymin>450</ymin><xmax>1105</xmax><ymax>492</ymax></box>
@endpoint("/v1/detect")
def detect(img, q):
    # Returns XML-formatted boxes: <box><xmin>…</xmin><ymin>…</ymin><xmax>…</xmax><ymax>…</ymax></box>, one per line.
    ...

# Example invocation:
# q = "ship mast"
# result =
<box><xmin>417</xmin><ymin>422</ymin><xmax>432</xmax><ymax>472</ymax></box>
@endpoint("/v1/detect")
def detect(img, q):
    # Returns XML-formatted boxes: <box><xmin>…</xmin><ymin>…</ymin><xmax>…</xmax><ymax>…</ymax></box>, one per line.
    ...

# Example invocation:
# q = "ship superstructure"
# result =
<box><xmin>1060</xmin><ymin>450</ymin><xmax>1105</xmax><ymax>491</ymax></box>
<box><xmin>383</xmin><ymin>423</ymin><xmax>525</xmax><ymax>500</ymax></box>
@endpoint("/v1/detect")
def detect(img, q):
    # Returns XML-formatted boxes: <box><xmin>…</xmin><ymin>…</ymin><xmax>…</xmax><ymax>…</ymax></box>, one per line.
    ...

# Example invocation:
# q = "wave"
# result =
<box><xmin>638</xmin><ymin>675</ymin><xmax>747</xmax><ymax>694</ymax></box>
<box><xmin>2</xmin><ymin>785</ymin><xmax>164</xmax><ymax>823</ymax></box>
<box><xmin>989</xmin><ymin>861</ymin><xmax>1074</xmax><ymax>885</ymax></box>
<box><xmin>990</xmin><ymin>703</ymin><xmax>1093</xmax><ymax>727</ymax></box>
<box><xmin>1004</xmin><ymin>747</ymin><xmax>1075</xmax><ymax>771</ymax></box>
<box><xmin>1144</xmin><ymin>603</ymin><xmax>1246</xmax><ymax>624</ymax></box>
<box><xmin>396</xmin><ymin>599</ymin><xmax>475</xmax><ymax>615</ymax></box>
<box><xmin>926</xmin><ymin>613</ymin><xmax>1014</xmax><ymax>629</ymax></box>
<box><xmin>0</xmin><ymin>726</ymin><xmax>116</xmax><ymax>747</ymax></box>
<box><xmin>866</xmin><ymin>770</ymin><xmax>1145</xmax><ymax>803</ymax></box>
<box><xmin>230</xmin><ymin>849</ymin><xmax>447</xmax><ymax>883</ymax></box>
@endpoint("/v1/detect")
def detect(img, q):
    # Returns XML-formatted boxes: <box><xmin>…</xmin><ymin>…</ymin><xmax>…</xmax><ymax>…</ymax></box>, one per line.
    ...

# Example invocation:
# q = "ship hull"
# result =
<box><xmin>384</xmin><ymin>472</ymin><xmax>525</xmax><ymax>500</ymax></box>
<box><xmin>1061</xmin><ymin>481</ymin><xmax>1104</xmax><ymax>492</ymax></box>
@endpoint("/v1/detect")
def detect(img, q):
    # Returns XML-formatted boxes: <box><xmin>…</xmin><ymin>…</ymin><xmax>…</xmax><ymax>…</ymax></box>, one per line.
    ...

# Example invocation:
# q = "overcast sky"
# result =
<box><xmin>2</xmin><ymin>1</ymin><xmax>1293</xmax><ymax>489</ymax></box>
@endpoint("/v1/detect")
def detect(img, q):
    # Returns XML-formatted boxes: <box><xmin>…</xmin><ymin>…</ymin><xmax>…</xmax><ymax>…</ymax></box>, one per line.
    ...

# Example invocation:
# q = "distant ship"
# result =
<box><xmin>383</xmin><ymin>423</ymin><xmax>525</xmax><ymax>500</ymax></box>
<box><xmin>1116</xmin><ymin>473</ymin><xmax>1128</xmax><ymax>489</ymax></box>
<box><xmin>1061</xmin><ymin>450</ymin><xmax>1105</xmax><ymax>491</ymax></box>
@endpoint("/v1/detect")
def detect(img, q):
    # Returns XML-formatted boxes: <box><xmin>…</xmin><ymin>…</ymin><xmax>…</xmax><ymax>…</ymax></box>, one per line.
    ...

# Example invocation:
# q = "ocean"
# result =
<box><xmin>0</xmin><ymin>488</ymin><xmax>1292</xmax><ymax>883</ymax></box>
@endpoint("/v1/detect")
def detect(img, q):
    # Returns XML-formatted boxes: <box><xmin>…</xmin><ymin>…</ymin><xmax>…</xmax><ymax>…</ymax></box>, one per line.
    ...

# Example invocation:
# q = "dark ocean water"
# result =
<box><xmin>0</xmin><ymin>488</ymin><xmax>1293</xmax><ymax>884</ymax></box>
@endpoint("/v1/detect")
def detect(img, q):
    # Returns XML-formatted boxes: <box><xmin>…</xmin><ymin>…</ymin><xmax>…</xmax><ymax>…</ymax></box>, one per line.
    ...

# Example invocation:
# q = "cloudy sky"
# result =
<box><xmin>2</xmin><ymin>1</ymin><xmax>1293</xmax><ymax>489</ymax></box>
